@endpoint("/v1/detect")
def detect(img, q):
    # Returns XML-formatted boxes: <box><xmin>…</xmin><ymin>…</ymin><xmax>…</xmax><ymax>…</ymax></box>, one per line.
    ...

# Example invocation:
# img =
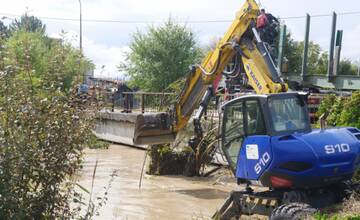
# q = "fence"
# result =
<box><xmin>105</xmin><ymin>91</ymin><xmax>176</xmax><ymax>113</ymax></box>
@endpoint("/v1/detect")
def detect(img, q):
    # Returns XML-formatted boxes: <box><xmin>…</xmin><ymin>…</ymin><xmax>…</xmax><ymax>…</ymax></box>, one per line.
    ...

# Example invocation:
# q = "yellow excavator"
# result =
<box><xmin>133</xmin><ymin>0</ymin><xmax>287</xmax><ymax>146</ymax></box>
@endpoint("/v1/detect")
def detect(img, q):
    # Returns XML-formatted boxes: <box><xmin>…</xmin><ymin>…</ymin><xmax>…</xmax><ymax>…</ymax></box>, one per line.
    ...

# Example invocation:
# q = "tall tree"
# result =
<box><xmin>9</xmin><ymin>13</ymin><xmax>46</xmax><ymax>34</ymax></box>
<box><xmin>280</xmin><ymin>32</ymin><xmax>328</xmax><ymax>75</ymax></box>
<box><xmin>338</xmin><ymin>59</ymin><xmax>358</xmax><ymax>75</ymax></box>
<box><xmin>280</xmin><ymin>30</ymin><xmax>358</xmax><ymax>75</ymax></box>
<box><xmin>119</xmin><ymin>19</ymin><xmax>201</xmax><ymax>91</ymax></box>
<box><xmin>5</xmin><ymin>30</ymin><xmax>93</xmax><ymax>90</ymax></box>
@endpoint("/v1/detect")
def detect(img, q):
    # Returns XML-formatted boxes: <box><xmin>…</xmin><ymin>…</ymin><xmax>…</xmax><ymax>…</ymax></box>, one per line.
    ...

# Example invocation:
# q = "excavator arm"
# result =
<box><xmin>133</xmin><ymin>0</ymin><xmax>287</xmax><ymax>145</ymax></box>
<box><xmin>176</xmin><ymin>0</ymin><xmax>287</xmax><ymax>132</ymax></box>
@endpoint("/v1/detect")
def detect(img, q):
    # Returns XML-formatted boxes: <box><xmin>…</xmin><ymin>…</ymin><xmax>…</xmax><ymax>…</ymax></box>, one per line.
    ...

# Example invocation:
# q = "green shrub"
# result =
<box><xmin>317</xmin><ymin>92</ymin><xmax>360</xmax><ymax>128</ymax></box>
<box><xmin>339</xmin><ymin>92</ymin><xmax>360</xmax><ymax>128</ymax></box>
<box><xmin>0</xmin><ymin>30</ymin><xmax>95</xmax><ymax>218</ymax></box>
<box><xmin>88</xmin><ymin>133</ymin><xmax>110</xmax><ymax>149</ymax></box>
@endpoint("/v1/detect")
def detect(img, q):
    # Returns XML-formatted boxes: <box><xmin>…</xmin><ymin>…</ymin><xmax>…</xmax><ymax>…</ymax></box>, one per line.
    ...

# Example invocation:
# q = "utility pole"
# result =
<box><xmin>78</xmin><ymin>0</ymin><xmax>82</xmax><ymax>55</ymax></box>
<box><xmin>78</xmin><ymin>0</ymin><xmax>85</xmax><ymax>83</ymax></box>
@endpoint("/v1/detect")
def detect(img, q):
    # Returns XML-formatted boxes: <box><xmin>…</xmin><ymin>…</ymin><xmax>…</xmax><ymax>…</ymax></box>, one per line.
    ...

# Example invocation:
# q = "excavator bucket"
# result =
<box><xmin>95</xmin><ymin>111</ymin><xmax>176</xmax><ymax>146</ymax></box>
<box><xmin>132</xmin><ymin>112</ymin><xmax>176</xmax><ymax>145</ymax></box>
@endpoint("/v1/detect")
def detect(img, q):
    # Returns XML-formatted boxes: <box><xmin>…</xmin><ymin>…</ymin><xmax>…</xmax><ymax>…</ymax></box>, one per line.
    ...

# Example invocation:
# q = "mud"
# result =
<box><xmin>79</xmin><ymin>144</ymin><xmax>238</xmax><ymax>220</ymax></box>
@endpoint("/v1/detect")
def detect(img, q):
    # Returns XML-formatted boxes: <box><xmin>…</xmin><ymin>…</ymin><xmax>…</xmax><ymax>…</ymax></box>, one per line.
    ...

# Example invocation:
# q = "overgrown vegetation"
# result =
<box><xmin>317</xmin><ymin>92</ymin><xmax>360</xmax><ymax>128</ymax></box>
<box><xmin>147</xmin><ymin>144</ymin><xmax>189</xmax><ymax>175</ymax></box>
<box><xmin>88</xmin><ymin>133</ymin><xmax>110</xmax><ymax>149</ymax></box>
<box><xmin>0</xmin><ymin>15</ymin><xmax>104</xmax><ymax>219</ymax></box>
<box><xmin>148</xmin><ymin>115</ymin><xmax>219</xmax><ymax>177</ymax></box>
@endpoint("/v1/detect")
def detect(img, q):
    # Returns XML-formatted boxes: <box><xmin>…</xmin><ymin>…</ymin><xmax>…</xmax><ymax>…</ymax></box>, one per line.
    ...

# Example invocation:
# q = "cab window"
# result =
<box><xmin>222</xmin><ymin>102</ymin><xmax>245</xmax><ymax>170</ymax></box>
<box><xmin>245</xmin><ymin>100</ymin><xmax>266</xmax><ymax>135</ymax></box>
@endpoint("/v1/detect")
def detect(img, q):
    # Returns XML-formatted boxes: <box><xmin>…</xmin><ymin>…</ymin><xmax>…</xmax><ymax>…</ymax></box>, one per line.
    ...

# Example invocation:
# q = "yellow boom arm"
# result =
<box><xmin>174</xmin><ymin>0</ymin><xmax>287</xmax><ymax>131</ymax></box>
<box><xmin>133</xmin><ymin>0</ymin><xmax>287</xmax><ymax>145</ymax></box>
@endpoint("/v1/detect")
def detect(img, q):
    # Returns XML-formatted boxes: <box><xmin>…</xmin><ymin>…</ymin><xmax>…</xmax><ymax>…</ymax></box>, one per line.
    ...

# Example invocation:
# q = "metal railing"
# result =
<box><xmin>106</xmin><ymin>91</ymin><xmax>176</xmax><ymax>113</ymax></box>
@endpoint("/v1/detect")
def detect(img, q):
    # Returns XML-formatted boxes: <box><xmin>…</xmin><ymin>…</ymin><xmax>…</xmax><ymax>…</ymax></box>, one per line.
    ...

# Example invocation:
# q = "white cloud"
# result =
<box><xmin>50</xmin><ymin>31</ymin><xmax>130</xmax><ymax>78</ymax></box>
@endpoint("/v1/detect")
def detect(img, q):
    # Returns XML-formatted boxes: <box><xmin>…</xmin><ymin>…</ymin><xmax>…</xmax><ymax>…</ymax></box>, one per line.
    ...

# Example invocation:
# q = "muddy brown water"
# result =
<box><xmin>79</xmin><ymin>144</ymin><xmax>241</xmax><ymax>220</ymax></box>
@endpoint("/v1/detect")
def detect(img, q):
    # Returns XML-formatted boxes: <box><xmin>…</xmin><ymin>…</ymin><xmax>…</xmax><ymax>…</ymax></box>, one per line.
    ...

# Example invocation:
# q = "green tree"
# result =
<box><xmin>120</xmin><ymin>19</ymin><xmax>201</xmax><ymax>91</ymax></box>
<box><xmin>280</xmin><ymin>30</ymin><xmax>359</xmax><ymax>76</ymax></box>
<box><xmin>9</xmin><ymin>13</ymin><xmax>46</xmax><ymax>34</ymax></box>
<box><xmin>338</xmin><ymin>59</ymin><xmax>358</xmax><ymax>75</ymax></box>
<box><xmin>5</xmin><ymin>30</ymin><xmax>93</xmax><ymax>90</ymax></box>
<box><xmin>281</xmin><ymin>32</ymin><xmax>328</xmax><ymax>75</ymax></box>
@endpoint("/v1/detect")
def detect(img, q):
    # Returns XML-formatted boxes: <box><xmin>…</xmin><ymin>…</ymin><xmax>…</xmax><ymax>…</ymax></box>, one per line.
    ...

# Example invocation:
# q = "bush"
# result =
<box><xmin>339</xmin><ymin>92</ymin><xmax>360</xmax><ymax>128</ymax></box>
<box><xmin>88</xmin><ymin>133</ymin><xmax>109</xmax><ymax>149</ymax></box>
<box><xmin>0</xmin><ymin>30</ymin><xmax>95</xmax><ymax>218</ymax></box>
<box><xmin>317</xmin><ymin>92</ymin><xmax>360</xmax><ymax>128</ymax></box>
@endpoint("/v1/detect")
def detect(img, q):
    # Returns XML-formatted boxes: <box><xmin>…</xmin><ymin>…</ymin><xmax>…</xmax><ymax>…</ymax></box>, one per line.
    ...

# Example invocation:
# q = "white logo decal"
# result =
<box><xmin>324</xmin><ymin>144</ymin><xmax>350</xmax><ymax>154</ymax></box>
<box><xmin>254</xmin><ymin>152</ymin><xmax>271</xmax><ymax>174</ymax></box>
<box><xmin>246</xmin><ymin>64</ymin><xmax>263</xmax><ymax>91</ymax></box>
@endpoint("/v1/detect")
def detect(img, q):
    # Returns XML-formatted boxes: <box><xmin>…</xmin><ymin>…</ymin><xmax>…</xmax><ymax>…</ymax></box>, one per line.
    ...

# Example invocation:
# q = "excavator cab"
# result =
<box><xmin>221</xmin><ymin>93</ymin><xmax>311</xmax><ymax>172</ymax></box>
<box><xmin>221</xmin><ymin>92</ymin><xmax>360</xmax><ymax>189</ymax></box>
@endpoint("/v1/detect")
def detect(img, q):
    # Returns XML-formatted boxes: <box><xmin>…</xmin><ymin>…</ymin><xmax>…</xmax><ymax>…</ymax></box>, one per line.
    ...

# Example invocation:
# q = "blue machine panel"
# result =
<box><xmin>236</xmin><ymin>136</ymin><xmax>272</xmax><ymax>180</ymax></box>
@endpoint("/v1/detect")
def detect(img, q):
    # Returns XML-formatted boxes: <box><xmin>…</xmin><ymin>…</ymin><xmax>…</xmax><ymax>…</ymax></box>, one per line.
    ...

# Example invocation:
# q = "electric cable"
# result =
<box><xmin>1</xmin><ymin>10</ymin><xmax>360</xmax><ymax>23</ymax></box>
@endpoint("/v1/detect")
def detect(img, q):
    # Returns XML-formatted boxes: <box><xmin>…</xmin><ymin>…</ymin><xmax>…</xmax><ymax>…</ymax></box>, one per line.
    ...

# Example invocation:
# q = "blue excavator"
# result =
<box><xmin>131</xmin><ymin>0</ymin><xmax>360</xmax><ymax>218</ymax></box>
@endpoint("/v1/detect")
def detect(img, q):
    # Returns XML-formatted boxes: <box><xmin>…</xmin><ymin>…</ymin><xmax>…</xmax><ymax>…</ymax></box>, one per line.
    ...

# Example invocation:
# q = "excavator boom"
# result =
<box><xmin>133</xmin><ymin>0</ymin><xmax>287</xmax><ymax>145</ymax></box>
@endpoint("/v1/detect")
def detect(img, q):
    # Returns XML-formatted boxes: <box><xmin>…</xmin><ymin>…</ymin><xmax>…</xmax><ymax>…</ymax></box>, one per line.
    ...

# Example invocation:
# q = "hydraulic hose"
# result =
<box><xmin>194</xmin><ymin>42</ymin><xmax>233</xmax><ymax>76</ymax></box>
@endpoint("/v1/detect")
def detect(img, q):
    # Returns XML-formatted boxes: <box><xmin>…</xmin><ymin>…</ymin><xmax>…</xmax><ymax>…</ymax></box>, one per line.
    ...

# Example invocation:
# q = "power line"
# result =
<box><xmin>1</xmin><ymin>10</ymin><xmax>360</xmax><ymax>24</ymax></box>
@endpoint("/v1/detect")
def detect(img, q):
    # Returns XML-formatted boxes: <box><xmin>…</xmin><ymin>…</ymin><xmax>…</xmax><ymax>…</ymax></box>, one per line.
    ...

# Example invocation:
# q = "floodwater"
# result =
<box><xmin>79</xmin><ymin>144</ymin><xmax>238</xmax><ymax>220</ymax></box>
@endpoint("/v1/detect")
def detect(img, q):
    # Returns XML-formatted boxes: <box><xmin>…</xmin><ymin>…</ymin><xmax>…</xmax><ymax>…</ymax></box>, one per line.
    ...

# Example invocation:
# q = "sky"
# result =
<box><xmin>0</xmin><ymin>0</ymin><xmax>359</xmax><ymax>78</ymax></box>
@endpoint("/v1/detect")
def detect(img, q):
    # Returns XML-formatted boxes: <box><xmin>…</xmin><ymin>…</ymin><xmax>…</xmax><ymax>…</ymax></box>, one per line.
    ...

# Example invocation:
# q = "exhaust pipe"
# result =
<box><xmin>319</xmin><ymin>111</ymin><xmax>329</xmax><ymax>130</ymax></box>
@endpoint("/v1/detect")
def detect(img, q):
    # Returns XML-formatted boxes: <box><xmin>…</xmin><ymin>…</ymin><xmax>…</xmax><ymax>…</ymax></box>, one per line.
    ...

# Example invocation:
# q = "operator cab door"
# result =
<box><xmin>240</xmin><ymin>99</ymin><xmax>271</xmax><ymax>180</ymax></box>
<box><xmin>222</xmin><ymin>97</ymin><xmax>271</xmax><ymax>180</ymax></box>
<box><xmin>221</xmin><ymin>100</ymin><xmax>245</xmax><ymax>173</ymax></box>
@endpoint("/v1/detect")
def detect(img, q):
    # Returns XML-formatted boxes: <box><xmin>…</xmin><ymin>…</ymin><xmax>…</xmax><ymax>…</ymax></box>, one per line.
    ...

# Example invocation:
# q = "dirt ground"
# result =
<box><xmin>79</xmin><ymin>144</ymin><xmax>242</xmax><ymax>220</ymax></box>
